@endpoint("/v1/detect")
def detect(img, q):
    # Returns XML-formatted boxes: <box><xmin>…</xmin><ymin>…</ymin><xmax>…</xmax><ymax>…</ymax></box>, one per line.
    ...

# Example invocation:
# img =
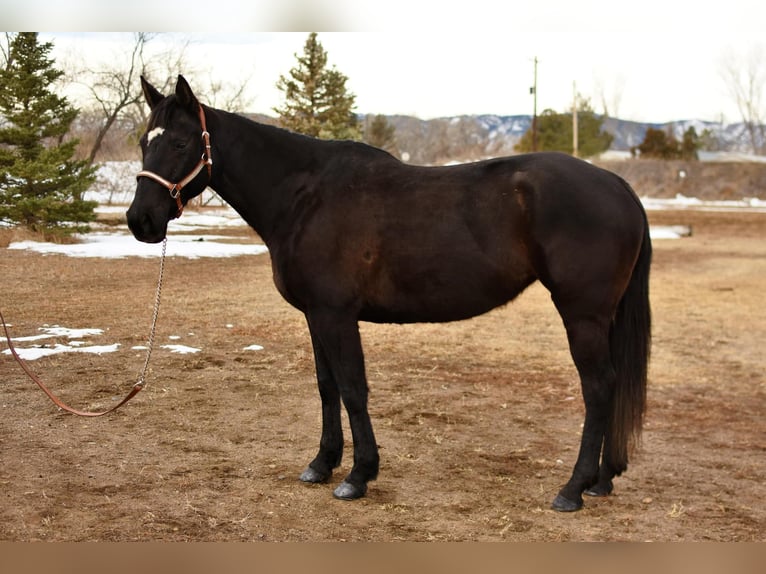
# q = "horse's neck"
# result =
<box><xmin>209</xmin><ymin>110</ymin><xmax>325</xmax><ymax>243</ymax></box>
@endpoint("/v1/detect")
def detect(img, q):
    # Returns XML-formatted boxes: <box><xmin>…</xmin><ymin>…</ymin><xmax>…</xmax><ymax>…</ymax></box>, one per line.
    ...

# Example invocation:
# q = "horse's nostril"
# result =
<box><xmin>126</xmin><ymin>208</ymin><xmax>144</xmax><ymax>236</ymax></box>
<box><xmin>126</xmin><ymin>207</ymin><xmax>164</xmax><ymax>243</ymax></box>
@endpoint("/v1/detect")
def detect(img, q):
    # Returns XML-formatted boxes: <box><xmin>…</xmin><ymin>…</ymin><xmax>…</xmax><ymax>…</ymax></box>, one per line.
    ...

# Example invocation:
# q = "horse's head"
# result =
<box><xmin>127</xmin><ymin>75</ymin><xmax>212</xmax><ymax>243</ymax></box>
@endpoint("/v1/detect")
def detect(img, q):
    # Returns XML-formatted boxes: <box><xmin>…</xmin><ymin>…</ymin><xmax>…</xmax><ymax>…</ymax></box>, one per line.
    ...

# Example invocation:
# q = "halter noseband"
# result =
<box><xmin>136</xmin><ymin>104</ymin><xmax>212</xmax><ymax>219</ymax></box>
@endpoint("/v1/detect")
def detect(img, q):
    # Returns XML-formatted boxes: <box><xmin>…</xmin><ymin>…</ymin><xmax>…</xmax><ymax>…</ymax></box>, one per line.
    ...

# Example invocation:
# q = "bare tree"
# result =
<box><xmin>69</xmin><ymin>33</ymin><xmax>152</xmax><ymax>163</ymax></box>
<box><xmin>206</xmin><ymin>76</ymin><xmax>252</xmax><ymax>113</ymax></box>
<box><xmin>1</xmin><ymin>33</ymin><xmax>11</xmax><ymax>68</ymax></box>
<box><xmin>593</xmin><ymin>73</ymin><xmax>625</xmax><ymax>119</ymax></box>
<box><xmin>61</xmin><ymin>33</ymin><xmax>182</xmax><ymax>162</ymax></box>
<box><xmin>65</xmin><ymin>33</ymin><xmax>253</xmax><ymax>163</ymax></box>
<box><xmin>720</xmin><ymin>45</ymin><xmax>766</xmax><ymax>155</ymax></box>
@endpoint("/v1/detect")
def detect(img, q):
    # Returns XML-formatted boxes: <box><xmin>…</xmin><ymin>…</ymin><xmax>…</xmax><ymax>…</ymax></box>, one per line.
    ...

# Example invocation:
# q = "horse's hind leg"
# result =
<box><xmin>551</xmin><ymin>314</ymin><xmax>616</xmax><ymax>512</ymax></box>
<box><xmin>299</xmin><ymin>324</ymin><xmax>344</xmax><ymax>484</ymax></box>
<box><xmin>303</xmin><ymin>309</ymin><xmax>379</xmax><ymax>500</ymax></box>
<box><xmin>584</xmin><ymin>423</ymin><xmax>623</xmax><ymax>497</ymax></box>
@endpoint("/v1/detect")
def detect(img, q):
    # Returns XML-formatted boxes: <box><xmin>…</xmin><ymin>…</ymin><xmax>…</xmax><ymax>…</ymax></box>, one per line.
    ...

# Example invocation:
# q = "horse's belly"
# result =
<box><xmin>359</xmin><ymin>267</ymin><xmax>535</xmax><ymax>324</ymax></box>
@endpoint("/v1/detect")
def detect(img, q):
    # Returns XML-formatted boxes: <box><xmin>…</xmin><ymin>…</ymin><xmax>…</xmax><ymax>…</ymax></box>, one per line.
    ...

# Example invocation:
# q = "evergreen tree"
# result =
<box><xmin>516</xmin><ymin>109</ymin><xmax>570</xmax><ymax>153</ymax></box>
<box><xmin>274</xmin><ymin>33</ymin><xmax>361</xmax><ymax>140</ymax></box>
<box><xmin>631</xmin><ymin>126</ymin><xmax>699</xmax><ymax>160</ymax></box>
<box><xmin>0</xmin><ymin>33</ymin><xmax>97</xmax><ymax>237</ymax></box>
<box><xmin>516</xmin><ymin>99</ymin><xmax>613</xmax><ymax>157</ymax></box>
<box><xmin>363</xmin><ymin>114</ymin><xmax>397</xmax><ymax>154</ymax></box>
<box><xmin>680</xmin><ymin>126</ymin><xmax>700</xmax><ymax>160</ymax></box>
<box><xmin>631</xmin><ymin>127</ymin><xmax>671</xmax><ymax>158</ymax></box>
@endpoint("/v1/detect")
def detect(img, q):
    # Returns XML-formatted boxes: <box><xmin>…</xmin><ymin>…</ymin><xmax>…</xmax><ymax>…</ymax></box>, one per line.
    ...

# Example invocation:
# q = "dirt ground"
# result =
<box><xmin>0</xmin><ymin>207</ymin><xmax>764</xmax><ymax>542</ymax></box>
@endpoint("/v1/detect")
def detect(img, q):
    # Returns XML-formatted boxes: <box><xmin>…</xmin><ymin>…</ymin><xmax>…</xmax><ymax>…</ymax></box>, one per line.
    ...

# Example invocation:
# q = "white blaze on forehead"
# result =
<box><xmin>147</xmin><ymin>126</ymin><xmax>165</xmax><ymax>144</ymax></box>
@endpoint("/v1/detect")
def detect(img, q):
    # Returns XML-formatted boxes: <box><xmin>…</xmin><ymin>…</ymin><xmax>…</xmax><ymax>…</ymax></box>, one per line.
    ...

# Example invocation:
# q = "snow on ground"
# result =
<box><xmin>641</xmin><ymin>194</ymin><xmax>766</xmax><ymax>213</ymax></box>
<box><xmin>160</xmin><ymin>344</ymin><xmax>201</xmax><ymax>355</ymax></box>
<box><xmin>2</xmin><ymin>324</ymin><xmax>265</xmax><ymax>361</ymax></box>
<box><xmin>649</xmin><ymin>225</ymin><xmax>692</xmax><ymax>239</ymax></box>
<box><xmin>1</xmin><ymin>325</ymin><xmax>122</xmax><ymax>361</ymax></box>
<box><xmin>4</xmin><ymin>342</ymin><xmax>121</xmax><ymax>361</ymax></box>
<box><xmin>10</xmin><ymin>325</ymin><xmax>104</xmax><ymax>342</ymax></box>
<box><xmin>8</xmin><ymin>231</ymin><xmax>268</xmax><ymax>259</ymax></box>
<box><xmin>9</xmin><ymin>202</ymin><xmax>268</xmax><ymax>258</ymax></box>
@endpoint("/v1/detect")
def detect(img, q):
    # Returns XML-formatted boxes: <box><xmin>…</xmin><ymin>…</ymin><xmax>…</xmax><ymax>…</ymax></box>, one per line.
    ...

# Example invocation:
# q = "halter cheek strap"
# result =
<box><xmin>136</xmin><ymin>104</ymin><xmax>212</xmax><ymax>219</ymax></box>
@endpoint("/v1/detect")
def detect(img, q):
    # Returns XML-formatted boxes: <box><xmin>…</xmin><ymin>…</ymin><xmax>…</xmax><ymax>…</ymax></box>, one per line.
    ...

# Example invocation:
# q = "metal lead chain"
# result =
<box><xmin>135</xmin><ymin>237</ymin><xmax>167</xmax><ymax>388</ymax></box>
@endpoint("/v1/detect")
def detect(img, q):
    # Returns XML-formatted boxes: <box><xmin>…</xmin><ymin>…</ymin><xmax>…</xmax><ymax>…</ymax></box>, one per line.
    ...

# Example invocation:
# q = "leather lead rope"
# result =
<box><xmin>1</xmin><ymin>238</ymin><xmax>168</xmax><ymax>417</ymax></box>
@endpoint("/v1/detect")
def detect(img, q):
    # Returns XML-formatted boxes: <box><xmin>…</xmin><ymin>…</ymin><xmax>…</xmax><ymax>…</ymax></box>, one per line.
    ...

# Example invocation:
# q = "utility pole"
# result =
<box><xmin>530</xmin><ymin>56</ymin><xmax>538</xmax><ymax>152</ymax></box>
<box><xmin>572</xmin><ymin>80</ymin><xmax>579</xmax><ymax>157</ymax></box>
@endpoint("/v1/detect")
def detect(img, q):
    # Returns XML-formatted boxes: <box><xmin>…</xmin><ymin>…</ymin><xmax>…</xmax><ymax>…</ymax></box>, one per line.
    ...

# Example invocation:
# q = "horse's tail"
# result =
<box><xmin>608</xmin><ymin>211</ymin><xmax>652</xmax><ymax>473</ymax></box>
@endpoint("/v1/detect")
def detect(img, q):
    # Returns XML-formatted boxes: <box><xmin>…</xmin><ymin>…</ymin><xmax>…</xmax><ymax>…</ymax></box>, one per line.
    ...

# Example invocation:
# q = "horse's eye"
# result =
<box><xmin>174</xmin><ymin>140</ymin><xmax>188</xmax><ymax>150</ymax></box>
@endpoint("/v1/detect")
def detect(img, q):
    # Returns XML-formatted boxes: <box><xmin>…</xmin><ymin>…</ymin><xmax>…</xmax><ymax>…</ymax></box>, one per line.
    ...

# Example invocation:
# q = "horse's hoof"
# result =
<box><xmin>551</xmin><ymin>493</ymin><xmax>583</xmax><ymax>512</ymax></box>
<box><xmin>299</xmin><ymin>466</ymin><xmax>329</xmax><ymax>484</ymax></box>
<box><xmin>584</xmin><ymin>480</ymin><xmax>613</xmax><ymax>497</ymax></box>
<box><xmin>333</xmin><ymin>480</ymin><xmax>367</xmax><ymax>500</ymax></box>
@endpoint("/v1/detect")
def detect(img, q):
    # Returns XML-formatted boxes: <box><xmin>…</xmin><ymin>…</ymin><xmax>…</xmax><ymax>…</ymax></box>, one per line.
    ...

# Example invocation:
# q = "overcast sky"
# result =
<box><xmin>10</xmin><ymin>0</ymin><xmax>764</xmax><ymax>123</ymax></box>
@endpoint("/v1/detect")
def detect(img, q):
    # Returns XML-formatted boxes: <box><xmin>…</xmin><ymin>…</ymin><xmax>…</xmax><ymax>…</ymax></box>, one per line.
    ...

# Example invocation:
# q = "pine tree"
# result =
<box><xmin>364</xmin><ymin>114</ymin><xmax>397</xmax><ymax>154</ymax></box>
<box><xmin>516</xmin><ymin>99</ymin><xmax>613</xmax><ymax>157</ymax></box>
<box><xmin>680</xmin><ymin>126</ymin><xmax>700</xmax><ymax>160</ymax></box>
<box><xmin>274</xmin><ymin>33</ymin><xmax>361</xmax><ymax>140</ymax></box>
<box><xmin>0</xmin><ymin>33</ymin><xmax>97</xmax><ymax>237</ymax></box>
<box><xmin>631</xmin><ymin>126</ymin><xmax>699</xmax><ymax>160</ymax></box>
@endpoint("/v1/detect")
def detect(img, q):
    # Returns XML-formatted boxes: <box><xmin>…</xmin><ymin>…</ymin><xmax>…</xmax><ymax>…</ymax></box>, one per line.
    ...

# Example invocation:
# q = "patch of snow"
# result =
<box><xmin>10</xmin><ymin>325</ymin><xmax>104</xmax><ymax>342</ymax></box>
<box><xmin>641</xmin><ymin>194</ymin><xmax>766</xmax><ymax>213</ymax></box>
<box><xmin>243</xmin><ymin>344</ymin><xmax>264</xmax><ymax>351</ymax></box>
<box><xmin>161</xmin><ymin>344</ymin><xmax>201</xmax><ymax>354</ymax></box>
<box><xmin>8</xmin><ymin>232</ymin><xmax>268</xmax><ymax>259</ymax></box>
<box><xmin>3</xmin><ymin>342</ymin><xmax>120</xmax><ymax>361</ymax></box>
<box><xmin>596</xmin><ymin>150</ymin><xmax>633</xmax><ymax>161</ymax></box>
<box><xmin>1</xmin><ymin>323</ymin><xmax>206</xmax><ymax>361</ymax></box>
<box><xmin>698</xmin><ymin>151</ymin><xmax>766</xmax><ymax>163</ymax></box>
<box><xmin>650</xmin><ymin>225</ymin><xmax>693</xmax><ymax>240</ymax></box>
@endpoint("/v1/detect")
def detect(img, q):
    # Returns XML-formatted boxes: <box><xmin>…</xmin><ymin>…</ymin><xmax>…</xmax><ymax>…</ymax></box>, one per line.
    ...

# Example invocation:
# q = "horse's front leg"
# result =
<box><xmin>304</xmin><ymin>308</ymin><xmax>379</xmax><ymax>500</ymax></box>
<box><xmin>299</xmin><ymin>321</ymin><xmax>344</xmax><ymax>484</ymax></box>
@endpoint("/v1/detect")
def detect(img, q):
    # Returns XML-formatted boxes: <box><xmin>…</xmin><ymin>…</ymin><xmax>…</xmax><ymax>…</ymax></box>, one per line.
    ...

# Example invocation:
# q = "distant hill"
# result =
<box><xmin>600</xmin><ymin>117</ymin><xmax>750</xmax><ymax>153</ymax></box>
<box><xmin>250</xmin><ymin>112</ymin><xmax>761</xmax><ymax>165</ymax></box>
<box><xmin>371</xmin><ymin>114</ymin><xmax>760</xmax><ymax>164</ymax></box>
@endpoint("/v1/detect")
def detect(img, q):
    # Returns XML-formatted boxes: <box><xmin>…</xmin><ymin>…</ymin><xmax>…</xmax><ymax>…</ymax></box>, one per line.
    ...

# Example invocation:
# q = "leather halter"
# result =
<box><xmin>136</xmin><ymin>104</ymin><xmax>212</xmax><ymax>218</ymax></box>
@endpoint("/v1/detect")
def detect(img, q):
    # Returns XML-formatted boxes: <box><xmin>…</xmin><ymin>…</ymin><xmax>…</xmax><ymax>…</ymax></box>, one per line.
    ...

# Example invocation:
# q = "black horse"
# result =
<box><xmin>127</xmin><ymin>76</ymin><xmax>651</xmax><ymax>512</ymax></box>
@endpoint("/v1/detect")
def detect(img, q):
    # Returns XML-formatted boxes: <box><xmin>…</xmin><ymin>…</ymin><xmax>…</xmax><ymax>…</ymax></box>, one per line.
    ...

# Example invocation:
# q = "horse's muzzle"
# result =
<box><xmin>126</xmin><ymin>204</ymin><xmax>168</xmax><ymax>244</ymax></box>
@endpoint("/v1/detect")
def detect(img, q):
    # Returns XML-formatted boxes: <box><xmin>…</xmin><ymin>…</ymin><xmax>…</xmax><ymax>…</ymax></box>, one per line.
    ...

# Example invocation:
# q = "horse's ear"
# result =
<box><xmin>140</xmin><ymin>76</ymin><xmax>165</xmax><ymax>110</ymax></box>
<box><xmin>175</xmin><ymin>75</ymin><xmax>200</xmax><ymax>112</ymax></box>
